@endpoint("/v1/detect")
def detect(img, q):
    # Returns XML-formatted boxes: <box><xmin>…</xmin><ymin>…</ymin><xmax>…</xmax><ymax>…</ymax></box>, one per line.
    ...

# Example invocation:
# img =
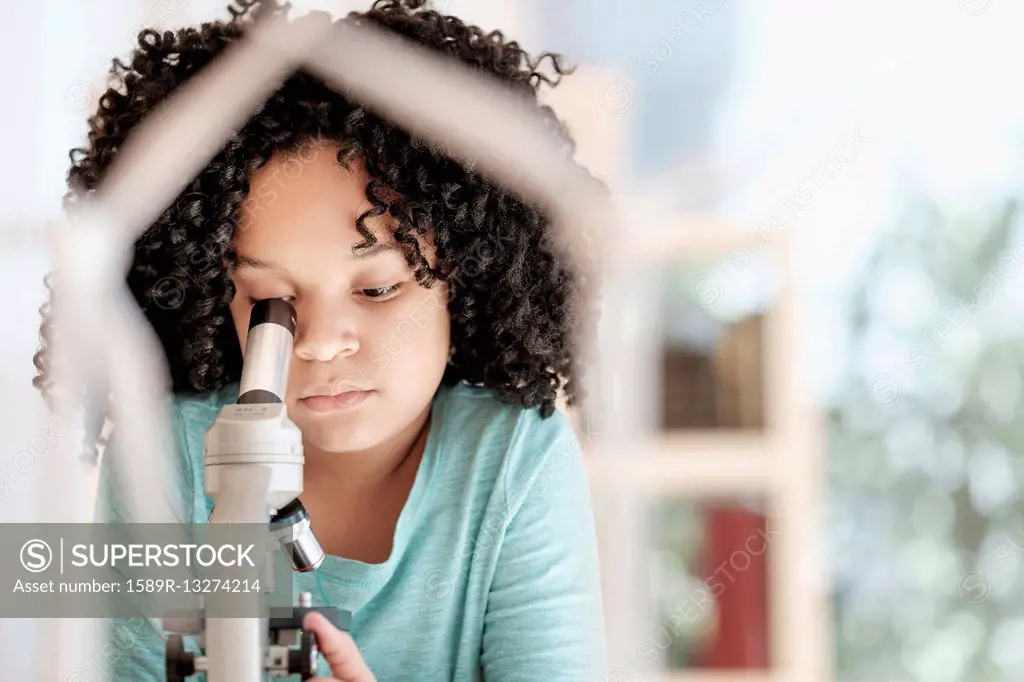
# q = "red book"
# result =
<box><xmin>699</xmin><ymin>505</ymin><xmax>770</xmax><ymax>668</ymax></box>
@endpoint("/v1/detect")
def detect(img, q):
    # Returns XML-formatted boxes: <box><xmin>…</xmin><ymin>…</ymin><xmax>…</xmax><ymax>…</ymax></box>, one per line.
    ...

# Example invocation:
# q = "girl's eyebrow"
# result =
<box><xmin>236</xmin><ymin>254</ymin><xmax>273</xmax><ymax>269</ymax></box>
<box><xmin>236</xmin><ymin>243</ymin><xmax>398</xmax><ymax>270</ymax></box>
<box><xmin>351</xmin><ymin>242</ymin><xmax>398</xmax><ymax>261</ymax></box>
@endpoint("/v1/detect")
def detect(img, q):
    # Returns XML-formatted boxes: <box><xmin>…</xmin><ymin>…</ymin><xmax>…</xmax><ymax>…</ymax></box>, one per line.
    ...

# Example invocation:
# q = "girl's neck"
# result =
<box><xmin>301</xmin><ymin>404</ymin><xmax>431</xmax><ymax>496</ymax></box>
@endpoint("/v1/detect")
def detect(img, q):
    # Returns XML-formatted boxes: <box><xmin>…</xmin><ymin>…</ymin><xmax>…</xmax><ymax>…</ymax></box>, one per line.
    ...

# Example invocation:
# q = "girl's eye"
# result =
<box><xmin>360</xmin><ymin>284</ymin><xmax>403</xmax><ymax>301</ymax></box>
<box><xmin>246</xmin><ymin>295</ymin><xmax>295</xmax><ymax>305</ymax></box>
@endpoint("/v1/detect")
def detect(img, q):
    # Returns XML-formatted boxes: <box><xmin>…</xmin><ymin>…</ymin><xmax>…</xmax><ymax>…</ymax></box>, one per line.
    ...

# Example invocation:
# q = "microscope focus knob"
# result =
<box><xmin>288</xmin><ymin>631</ymin><xmax>319</xmax><ymax>680</ymax></box>
<box><xmin>165</xmin><ymin>634</ymin><xmax>196</xmax><ymax>682</ymax></box>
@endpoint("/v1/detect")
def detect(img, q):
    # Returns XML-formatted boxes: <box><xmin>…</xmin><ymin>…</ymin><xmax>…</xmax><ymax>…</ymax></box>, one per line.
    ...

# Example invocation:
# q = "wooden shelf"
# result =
<box><xmin>606</xmin><ymin>213</ymin><xmax>790</xmax><ymax>267</ymax></box>
<box><xmin>659</xmin><ymin>671</ymin><xmax>776</xmax><ymax>682</ymax></box>
<box><xmin>585</xmin><ymin>432</ymin><xmax>777</xmax><ymax>496</ymax></box>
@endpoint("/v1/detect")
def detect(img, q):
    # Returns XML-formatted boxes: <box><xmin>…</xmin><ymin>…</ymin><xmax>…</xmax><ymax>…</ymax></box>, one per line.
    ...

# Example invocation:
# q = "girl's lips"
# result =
<box><xmin>299</xmin><ymin>390</ymin><xmax>374</xmax><ymax>413</ymax></box>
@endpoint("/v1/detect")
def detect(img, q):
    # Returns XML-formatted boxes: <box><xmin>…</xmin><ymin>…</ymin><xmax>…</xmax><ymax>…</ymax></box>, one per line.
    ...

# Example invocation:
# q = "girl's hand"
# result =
<box><xmin>303</xmin><ymin>611</ymin><xmax>376</xmax><ymax>682</ymax></box>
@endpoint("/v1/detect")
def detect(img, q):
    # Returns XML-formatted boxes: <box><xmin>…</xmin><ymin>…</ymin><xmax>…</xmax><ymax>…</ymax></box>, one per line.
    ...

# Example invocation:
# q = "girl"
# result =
<box><xmin>33</xmin><ymin>1</ymin><xmax>607</xmax><ymax>679</ymax></box>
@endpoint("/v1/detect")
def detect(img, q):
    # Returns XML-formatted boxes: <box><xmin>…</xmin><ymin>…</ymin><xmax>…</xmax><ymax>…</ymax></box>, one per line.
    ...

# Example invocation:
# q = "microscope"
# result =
<box><xmin>163</xmin><ymin>298</ymin><xmax>352</xmax><ymax>681</ymax></box>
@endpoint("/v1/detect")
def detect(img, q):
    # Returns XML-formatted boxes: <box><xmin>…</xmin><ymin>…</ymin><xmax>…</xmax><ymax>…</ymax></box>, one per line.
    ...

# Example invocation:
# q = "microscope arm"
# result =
<box><xmin>206</xmin><ymin>466</ymin><xmax>275</xmax><ymax>682</ymax></box>
<box><xmin>208</xmin><ymin>465</ymin><xmax>273</xmax><ymax>525</ymax></box>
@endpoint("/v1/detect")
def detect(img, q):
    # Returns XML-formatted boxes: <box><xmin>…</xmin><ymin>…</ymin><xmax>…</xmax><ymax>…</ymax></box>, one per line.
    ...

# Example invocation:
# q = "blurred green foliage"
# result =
<box><xmin>828</xmin><ymin>195</ymin><xmax>1024</xmax><ymax>682</ymax></box>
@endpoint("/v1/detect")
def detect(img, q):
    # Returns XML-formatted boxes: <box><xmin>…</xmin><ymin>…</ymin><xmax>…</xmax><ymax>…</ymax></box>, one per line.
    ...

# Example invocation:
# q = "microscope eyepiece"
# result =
<box><xmin>250</xmin><ymin>298</ymin><xmax>297</xmax><ymax>332</ymax></box>
<box><xmin>238</xmin><ymin>298</ymin><xmax>296</xmax><ymax>405</ymax></box>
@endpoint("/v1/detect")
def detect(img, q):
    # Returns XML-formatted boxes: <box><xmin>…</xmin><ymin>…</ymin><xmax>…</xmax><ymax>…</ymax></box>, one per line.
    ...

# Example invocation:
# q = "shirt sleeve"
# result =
<box><xmin>481</xmin><ymin>411</ymin><xmax>608</xmax><ymax>681</ymax></box>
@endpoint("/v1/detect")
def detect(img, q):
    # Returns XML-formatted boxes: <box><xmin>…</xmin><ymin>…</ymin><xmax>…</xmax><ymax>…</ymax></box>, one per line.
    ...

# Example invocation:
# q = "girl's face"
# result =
<box><xmin>228</xmin><ymin>142</ymin><xmax>451</xmax><ymax>453</ymax></box>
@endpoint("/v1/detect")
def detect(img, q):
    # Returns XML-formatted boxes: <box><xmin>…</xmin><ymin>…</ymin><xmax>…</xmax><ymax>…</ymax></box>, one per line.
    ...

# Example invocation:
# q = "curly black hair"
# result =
<box><xmin>33</xmin><ymin>0</ymin><xmax>600</xmax><ymax>419</ymax></box>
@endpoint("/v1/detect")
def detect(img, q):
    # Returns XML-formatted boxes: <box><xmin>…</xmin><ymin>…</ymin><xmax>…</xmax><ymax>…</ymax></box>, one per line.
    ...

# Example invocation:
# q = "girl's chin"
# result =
<box><xmin>291</xmin><ymin>409</ymin><xmax>383</xmax><ymax>454</ymax></box>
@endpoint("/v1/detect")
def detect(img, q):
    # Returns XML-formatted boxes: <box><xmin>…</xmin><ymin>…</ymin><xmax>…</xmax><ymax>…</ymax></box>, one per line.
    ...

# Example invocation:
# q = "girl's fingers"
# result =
<box><xmin>303</xmin><ymin>611</ymin><xmax>376</xmax><ymax>682</ymax></box>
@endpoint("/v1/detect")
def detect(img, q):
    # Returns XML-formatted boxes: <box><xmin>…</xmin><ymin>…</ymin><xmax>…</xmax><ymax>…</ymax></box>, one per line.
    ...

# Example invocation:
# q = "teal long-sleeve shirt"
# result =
<box><xmin>94</xmin><ymin>381</ymin><xmax>607</xmax><ymax>680</ymax></box>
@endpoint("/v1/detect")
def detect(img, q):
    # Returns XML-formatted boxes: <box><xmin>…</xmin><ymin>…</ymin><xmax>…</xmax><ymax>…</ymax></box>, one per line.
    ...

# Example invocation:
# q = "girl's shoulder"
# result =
<box><xmin>431</xmin><ymin>382</ymin><xmax>582</xmax><ymax>484</ymax></box>
<box><xmin>170</xmin><ymin>383</ymin><xmax>239</xmax><ymax>432</ymax></box>
<box><xmin>435</xmin><ymin>382</ymin><xmax>576</xmax><ymax>441</ymax></box>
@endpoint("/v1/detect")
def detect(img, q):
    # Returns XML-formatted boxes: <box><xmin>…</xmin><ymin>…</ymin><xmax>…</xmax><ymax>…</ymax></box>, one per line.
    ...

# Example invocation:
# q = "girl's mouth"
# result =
<box><xmin>299</xmin><ymin>390</ymin><xmax>374</xmax><ymax>413</ymax></box>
